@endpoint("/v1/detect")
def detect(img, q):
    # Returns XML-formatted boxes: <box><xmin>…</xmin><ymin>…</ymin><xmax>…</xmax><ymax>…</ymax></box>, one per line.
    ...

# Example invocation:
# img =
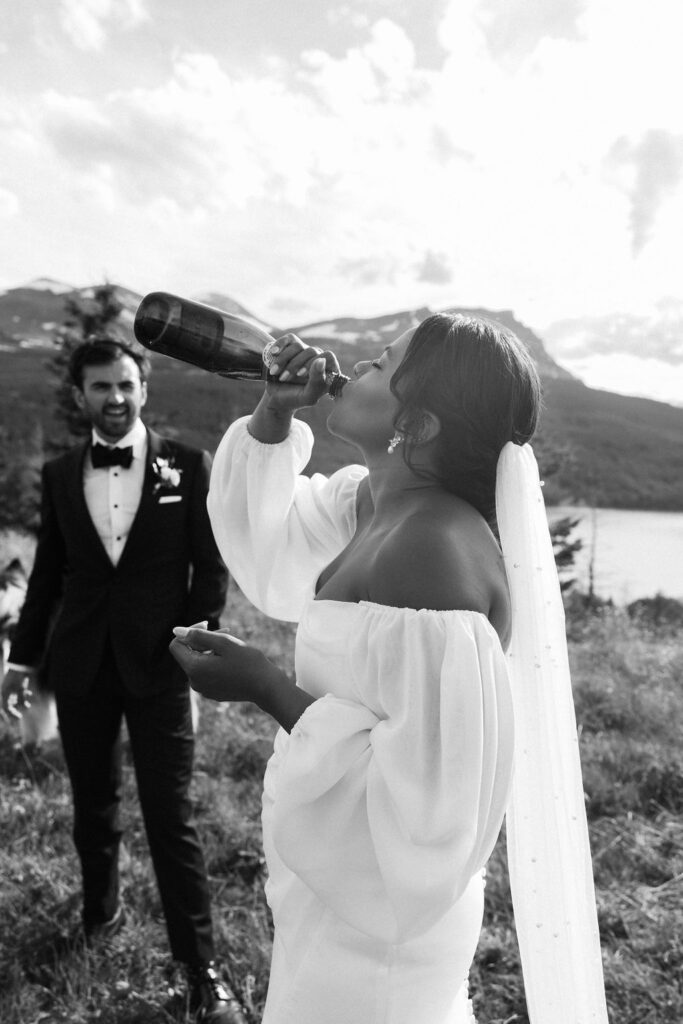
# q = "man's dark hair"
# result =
<box><xmin>68</xmin><ymin>338</ymin><xmax>151</xmax><ymax>390</ymax></box>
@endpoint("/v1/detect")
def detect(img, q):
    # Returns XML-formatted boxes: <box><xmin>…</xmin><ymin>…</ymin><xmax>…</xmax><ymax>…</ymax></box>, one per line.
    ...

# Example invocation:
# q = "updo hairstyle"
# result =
<box><xmin>389</xmin><ymin>313</ymin><xmax>542</xmax><ymax>523</ymax></box>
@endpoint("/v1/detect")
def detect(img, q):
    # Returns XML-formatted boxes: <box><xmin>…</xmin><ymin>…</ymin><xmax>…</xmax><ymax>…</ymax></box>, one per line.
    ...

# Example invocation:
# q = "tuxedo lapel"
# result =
<box><xmin>64</xmin><ymin>442</ymin><xmax>113</xmax><ymax>570</ymax></box>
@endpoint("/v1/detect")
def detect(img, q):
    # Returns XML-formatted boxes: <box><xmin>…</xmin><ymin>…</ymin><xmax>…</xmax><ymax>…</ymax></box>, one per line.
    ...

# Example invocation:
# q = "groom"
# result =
<box><xmin>2</xmin><ymin>338</ymin><xmax>245</xmax><ymax>1023</ymax></box>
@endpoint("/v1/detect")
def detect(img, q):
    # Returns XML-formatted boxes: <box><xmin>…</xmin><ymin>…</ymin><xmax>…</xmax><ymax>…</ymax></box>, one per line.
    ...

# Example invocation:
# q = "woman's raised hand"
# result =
<box><xmin>263</xmin><ymin>333</ymin><xmax>341</xmax><ymax>411</ymax></box>
<box><xmin>248</xmin><ymin>333</ymin><xmax>343</xmax><ymax>443</ymax></box>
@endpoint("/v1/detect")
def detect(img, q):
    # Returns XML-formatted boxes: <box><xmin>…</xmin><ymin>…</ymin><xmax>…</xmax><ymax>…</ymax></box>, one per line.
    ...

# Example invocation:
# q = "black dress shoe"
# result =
<box><xmin>83</xmin><ymin>904</ymin><xmax>126</xmax><ymax>947</ymax></box>
<box><xmin>187</xmin><ymin>962</ymin><xmax>247</xmax><ymax>1024</ymax></box>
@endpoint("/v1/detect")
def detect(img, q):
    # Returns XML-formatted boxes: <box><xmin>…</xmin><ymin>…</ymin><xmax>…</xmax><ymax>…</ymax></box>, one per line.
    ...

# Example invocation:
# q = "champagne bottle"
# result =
<box><xmin>133</xmin><ymin>292</ymin><xmax>349</xmax><ymax>396</ymax></box>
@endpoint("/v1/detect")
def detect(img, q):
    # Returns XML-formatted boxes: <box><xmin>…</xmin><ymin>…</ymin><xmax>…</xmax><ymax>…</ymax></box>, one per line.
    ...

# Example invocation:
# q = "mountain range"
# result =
<box><xmin>543</xmin><ymin>301</ymin><xmax>683</xmax><ymax>409</ymax></box>
<box><xmin>0</xmin><ymin>279</ymin><xmax>274</xmax><ymax>350</ymax></box>
<box><xmin>1</xmin><ymin>279</ymin><xmax>682</xmax><ymax>511</ymax></box>
<box><xmin>0</xmin><ymin>278</ymin><xmax>569</xmax><ymax>380</ymax></box>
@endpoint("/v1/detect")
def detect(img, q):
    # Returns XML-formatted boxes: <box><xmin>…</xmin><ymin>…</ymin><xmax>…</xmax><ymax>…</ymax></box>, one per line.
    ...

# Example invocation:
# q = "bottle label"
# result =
<box><xmin>262</xmin><ymin>339</ymin><xmax>278</xmax><ymax>369</ymax></box>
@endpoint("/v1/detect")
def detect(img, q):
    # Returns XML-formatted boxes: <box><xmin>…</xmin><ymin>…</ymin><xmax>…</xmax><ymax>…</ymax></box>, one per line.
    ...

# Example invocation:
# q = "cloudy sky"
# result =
<box><xmin>2</xmin><ymin>0</ymin><xmax>682</xmax><ymax>402</ymax></box>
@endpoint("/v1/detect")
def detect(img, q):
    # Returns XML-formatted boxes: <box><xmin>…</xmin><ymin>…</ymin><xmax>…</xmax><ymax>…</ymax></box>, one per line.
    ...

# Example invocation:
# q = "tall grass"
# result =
<box><xmin>1</xmin><ymin>533</ymin><xmax>681</xmax><ymax>1022</ymax></box>
<box><xmin>471</xmin><ymin>608</ymin><xmax>683</xmax><ymax>1024</ymax></box>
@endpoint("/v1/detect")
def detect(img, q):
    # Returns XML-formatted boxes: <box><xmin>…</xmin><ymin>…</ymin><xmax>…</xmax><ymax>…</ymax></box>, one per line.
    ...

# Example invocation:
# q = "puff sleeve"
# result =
<box><xmin>265</xmin><ymin>603</ymin><xmax>515</xmax><ymax>944</ymax></box>
<box><xmin>208</xmin><ymin>416</ymin><xmax>366</xmax><ymax>621</ymax></box>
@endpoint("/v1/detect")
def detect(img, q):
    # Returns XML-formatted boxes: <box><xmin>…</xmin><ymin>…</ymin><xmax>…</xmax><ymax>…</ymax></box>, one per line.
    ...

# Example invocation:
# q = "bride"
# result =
<box><xmin>170</xmin><ymin>314</ymin><xmax>608</xmax><ymax>1023</ymax></box>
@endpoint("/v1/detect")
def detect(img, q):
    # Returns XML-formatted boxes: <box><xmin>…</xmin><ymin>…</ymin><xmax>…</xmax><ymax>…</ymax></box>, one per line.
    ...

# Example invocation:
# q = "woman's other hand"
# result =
<box><xmin>170</xmin><ymin>622</ymin><xmax>316</xmax><ymax>731</ymax></box>
<box><xmin>169</xmin><ymin>624</ymin><xmax>286</xmax><ymax>705</ymax></box>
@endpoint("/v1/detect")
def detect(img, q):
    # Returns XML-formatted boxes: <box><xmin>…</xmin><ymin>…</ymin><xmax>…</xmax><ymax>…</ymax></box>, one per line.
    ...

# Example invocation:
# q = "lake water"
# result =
<box><xmin>547</xmin><ymin>507</ymin><xmax>683</xmax><ymax>604</ymax></box>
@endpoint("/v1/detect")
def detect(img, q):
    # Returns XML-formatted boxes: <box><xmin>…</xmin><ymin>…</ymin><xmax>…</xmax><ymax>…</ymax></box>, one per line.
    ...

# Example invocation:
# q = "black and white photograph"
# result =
<box><xmin>1</xmin><ymin>2</ymin><xmax>681</xmax><ymax>1023</ymax></box>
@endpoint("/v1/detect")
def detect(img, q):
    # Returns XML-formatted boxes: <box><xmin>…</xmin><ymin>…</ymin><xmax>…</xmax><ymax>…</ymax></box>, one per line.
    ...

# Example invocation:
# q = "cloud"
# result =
<box><xmin>479</xmin><ymin>0</ymin><xmax>585</xmax><ymax>60</ymax></box>
<box><xmin>59</xmin><ymin>0</ymin><xmax>149</xmax><ymax>52</ymax></box>
<box><xmin>431</xmin><ymin>125</ymin><xmax>473</xmax><ymax>165</ymax></box>
<box><xmin>301</xmin><ymin>18</ymin><xmax>422</xmax><ymax>108</ymax></box>
<box><xmin>545</xmin><ymin>304</ymin><xmax>683</xmax><ymax>365</ymax></box>
<box><xmin>37</xmin><ymin>24</ymin><xmax>422</xmax><ymax>216</ymax></box>
<box><xmin>359</xmin><ymin>17</ymin><xmax>417</xmax><ymax>90</ymax></box>
<box><xmin>544</xmin><ymin>299</ymin><xmax>683</xmax><ymax>405</ymax></box>
<box><xmin>606</xmin><ymin>131</ymin><xmax>683</xmax><ymax>255</ymax></box>
<box><xmin>555</xmin><ymin>352</ymin><xmax>683</xmax><ymax>407</ymax></box>
<box><xmin>337</xmin><ymin>255</ymin><xmax>399</xmax><ymax>287</ymax></box>
<box><xmin>34</xmin><ymin>24</ymin><xmax>443</xmax><ymax>220</ymax></box>
<box><xmin>4</xmin><ymin>0</ymin><xmax>683</xmax><ymax>338</ymax></box>
<box><xmin>39</xmin><ymin>56</ymin><xmax>311</xmax><ymax>208</ymax></box>
<box><xmin>266</xmin><ymin>294</ymin><xmax>312</xmax><ymax>316</ymax></box>
<box><xmin>416</xmin><ymin>250</ymin><xmax>453</xmax><ymax>284</ymax></box>
<box><xmin>0</xmin><ymin>186</ymin><xmax>19</xmax><ymax>218</ymax></box>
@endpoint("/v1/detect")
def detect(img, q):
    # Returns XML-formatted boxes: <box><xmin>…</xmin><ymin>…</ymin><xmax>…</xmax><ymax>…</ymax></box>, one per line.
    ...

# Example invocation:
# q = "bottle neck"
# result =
<box><xmin>327</xmin><ymin>372</ymin><xmax>349</xmax><ymax>397</ymax></box>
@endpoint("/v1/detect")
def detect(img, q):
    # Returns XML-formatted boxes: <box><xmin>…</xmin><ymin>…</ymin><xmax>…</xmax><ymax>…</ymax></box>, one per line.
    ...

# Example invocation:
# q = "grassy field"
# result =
<box><xmin>1</xmin><ymin>531</ymin><xmax>681</xmax><ymax>1023</ymax></box>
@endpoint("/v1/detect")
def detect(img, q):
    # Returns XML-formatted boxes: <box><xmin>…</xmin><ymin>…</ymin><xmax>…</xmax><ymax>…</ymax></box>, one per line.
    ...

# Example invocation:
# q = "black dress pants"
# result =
<box><xmin>55</xmin><ymin>651</ymin><xmax>215</xmax><ymax>965</ymax></box>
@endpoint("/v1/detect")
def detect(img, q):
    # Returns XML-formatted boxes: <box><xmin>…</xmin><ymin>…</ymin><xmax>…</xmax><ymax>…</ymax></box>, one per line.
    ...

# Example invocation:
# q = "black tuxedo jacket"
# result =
<box><xmin>10</xmin><ymin>429</ymin><xmax>228</xmax><ymax>697</ymax></box>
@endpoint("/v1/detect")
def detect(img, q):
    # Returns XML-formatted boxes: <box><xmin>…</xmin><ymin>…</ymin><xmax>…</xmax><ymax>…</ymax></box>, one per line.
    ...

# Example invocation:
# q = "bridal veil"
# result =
<box><xmin>496</xmin><ymin>442</ymin><xmax>609</xmax><ymax>1023</ymax></box>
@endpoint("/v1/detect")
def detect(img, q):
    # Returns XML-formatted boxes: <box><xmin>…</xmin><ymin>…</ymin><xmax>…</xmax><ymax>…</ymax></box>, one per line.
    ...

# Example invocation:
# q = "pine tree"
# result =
<box><xmin>0</xmin><ymin>422</ymin><xmax>44</xmax><ymax>534</ymax></box>
<box><xmin>48</xmin><ymin>283</ymin><xmax>131</xmax><ymax>442</ymax></box>
<box><xmin>535</xmin><ymin>434</ymin><xmax>584</xmax><ymax>591</ymax></box>
<box><xmin>550</xmin><ymin>515</ymin><xmax>583</xmax><ymax>592</ymax></box>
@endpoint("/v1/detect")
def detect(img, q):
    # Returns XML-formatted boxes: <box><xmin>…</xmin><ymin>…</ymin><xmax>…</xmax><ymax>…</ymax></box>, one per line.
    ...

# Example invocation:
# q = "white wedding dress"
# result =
<box><xmin>208</xmin><ymin>417</ymin><xmax>516</xmax><ymax>1024</ymax></box>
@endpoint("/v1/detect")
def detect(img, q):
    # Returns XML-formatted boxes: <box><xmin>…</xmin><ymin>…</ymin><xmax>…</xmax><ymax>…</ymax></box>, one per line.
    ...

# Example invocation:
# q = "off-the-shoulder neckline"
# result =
<box><xmin>307</xmin><ymin>599</ymin><xmax>506</xmax><ymax>648</ymax></box>
<box><xmin>311</xmin><ymin>597</ymin><xmax>491</xmax><ymax>619</ymax></box>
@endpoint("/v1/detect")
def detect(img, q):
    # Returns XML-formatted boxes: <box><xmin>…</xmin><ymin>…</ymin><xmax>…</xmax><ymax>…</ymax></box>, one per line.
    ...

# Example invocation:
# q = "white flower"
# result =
<box><xmin>153</xmin><ymin>455</ymin><xmax>182</xmax><ymax>492</ymax></box>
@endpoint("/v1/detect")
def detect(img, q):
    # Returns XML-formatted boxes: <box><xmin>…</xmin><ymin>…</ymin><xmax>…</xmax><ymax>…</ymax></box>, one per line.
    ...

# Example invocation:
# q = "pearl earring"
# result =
<box><xmin>387</xmin><ymin>432</ymin><xmax>402</xmax><ymax>455</ymax></box>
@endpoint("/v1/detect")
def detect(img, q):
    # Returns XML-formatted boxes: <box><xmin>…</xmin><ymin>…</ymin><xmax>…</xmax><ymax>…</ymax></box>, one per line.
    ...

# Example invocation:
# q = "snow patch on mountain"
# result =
<box><xmin>16</xmin><ymin>278</ymin><xmax>76</xmax><ymax>295</ymax></box>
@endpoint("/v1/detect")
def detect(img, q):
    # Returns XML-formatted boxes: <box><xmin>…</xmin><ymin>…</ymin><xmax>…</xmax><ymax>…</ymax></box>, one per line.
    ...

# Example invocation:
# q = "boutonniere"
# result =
<box><xmin>152</xmin><ymin>455</ymin><xmax>183</xmax><ymax>494</ymax></box>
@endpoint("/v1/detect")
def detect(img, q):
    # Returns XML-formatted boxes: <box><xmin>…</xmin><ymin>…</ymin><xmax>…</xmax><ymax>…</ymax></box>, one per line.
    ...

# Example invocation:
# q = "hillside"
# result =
<box><xmin>0</xmin><ymin>280</ymin><xmax>273</xmax><ymax>345</ymax></box>
<box><xmin>536</xmin><ymin>379</ymin><xmax>683</xmax><ymax>508</ymax></box>
<box><xmin>3</xmin><ymin>346</ymin><xmax>683</xmax><ymax>512</ymax></box>
<box><xmin>1</xmin><ymin>281</ymin><xmax>682</xmax><ymax>511</ymax></box>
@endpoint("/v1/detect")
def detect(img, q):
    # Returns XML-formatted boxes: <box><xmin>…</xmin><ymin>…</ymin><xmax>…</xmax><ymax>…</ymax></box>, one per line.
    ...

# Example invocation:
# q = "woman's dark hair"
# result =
<box><xmin>390</xmin><ymin>313</ymin><xmax>542</xmax><ymax>523</ymax></box>
<box><xmin>69</xmin><ymin>338</ymin><xmax>151</xmax><ymax>390</ymax></box>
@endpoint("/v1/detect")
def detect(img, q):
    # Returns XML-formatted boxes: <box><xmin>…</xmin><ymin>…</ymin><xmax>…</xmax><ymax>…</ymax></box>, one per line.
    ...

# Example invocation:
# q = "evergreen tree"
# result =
<box><xmin>536</xmin><ymin>436</ymin><xmax>583</xmax><ymax>591</ymax></box>
<box><xmin>550</xmin><ymin>515</ymin><xmax>583</xmax><ymax>592</ymax></box>
<box><xmin>0</xmin><ymin>423</ymin><xmax>44</xmax><ymax>534</ymax></box>
<box><xmin>48</xmin><ymin>283</ymin><xmax>130</xmax><ymax>441</ymax></box>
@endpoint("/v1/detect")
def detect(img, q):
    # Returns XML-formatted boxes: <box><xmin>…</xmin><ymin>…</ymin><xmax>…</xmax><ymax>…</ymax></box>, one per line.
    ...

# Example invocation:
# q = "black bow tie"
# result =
<box><xmin>91</xmin><ymin>443</ymin><xmax>134</xmax><ymax>469</ymax></box>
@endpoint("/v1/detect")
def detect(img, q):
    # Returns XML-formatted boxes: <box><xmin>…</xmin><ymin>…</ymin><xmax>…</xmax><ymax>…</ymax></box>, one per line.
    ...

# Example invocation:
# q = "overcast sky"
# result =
<box><xmin>2</xmin><ymin>0</ymin><xmax>682</xmax><ymax>401</ymax></box>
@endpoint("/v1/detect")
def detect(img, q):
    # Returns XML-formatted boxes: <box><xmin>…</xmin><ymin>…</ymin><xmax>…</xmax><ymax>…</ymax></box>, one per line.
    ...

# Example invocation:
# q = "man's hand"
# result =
<box><xmin>169</xmin><ymin>624</ymin><xmax>287</xmax><ymax>706</ymax></box>
<box><xmin>1</xmin><ymin>667</ymin><xmax>38</xmax><ymax>720</ymax></box>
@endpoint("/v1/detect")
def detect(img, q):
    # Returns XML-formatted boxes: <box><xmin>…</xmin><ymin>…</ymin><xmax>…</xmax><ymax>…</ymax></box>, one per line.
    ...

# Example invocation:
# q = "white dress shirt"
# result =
<box><xmin>85</xmin><ymin>419</ymin><xmax>148</xmax><ymax>566</ymax></box>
